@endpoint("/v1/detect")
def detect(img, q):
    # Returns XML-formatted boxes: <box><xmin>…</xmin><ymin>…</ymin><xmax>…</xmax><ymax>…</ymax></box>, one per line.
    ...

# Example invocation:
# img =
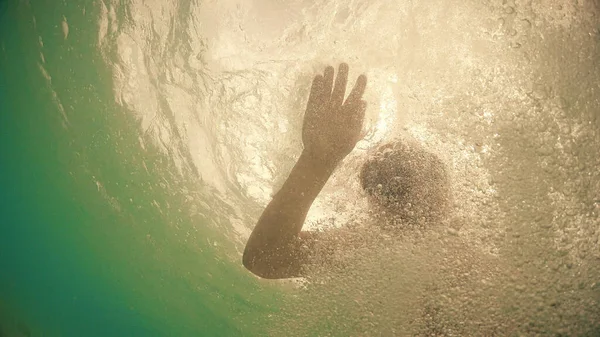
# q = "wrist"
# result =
<box><xmin>299</xmin><ymin>149</ymin><xmax>339</xmax><ymax>175</ymax></box>
<box><xmin>276</xmin><ymin>150</ymin><xmax>336</xmax><ymax>202</ymax></box>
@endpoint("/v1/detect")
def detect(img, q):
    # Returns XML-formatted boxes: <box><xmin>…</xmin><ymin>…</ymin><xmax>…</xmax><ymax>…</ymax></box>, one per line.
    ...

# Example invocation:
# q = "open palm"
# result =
<box><xmin>302</xmin><ymin>63</ymin><xmax>367</xmax><ymax>166</ymax></box>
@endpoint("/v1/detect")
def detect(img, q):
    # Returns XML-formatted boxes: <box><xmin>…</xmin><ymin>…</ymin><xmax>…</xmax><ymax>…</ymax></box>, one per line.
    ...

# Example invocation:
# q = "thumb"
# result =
<box><xmin>352</xmin><ymin>100</ymin><xmax>367</xmax><ymax>126</ymax></box>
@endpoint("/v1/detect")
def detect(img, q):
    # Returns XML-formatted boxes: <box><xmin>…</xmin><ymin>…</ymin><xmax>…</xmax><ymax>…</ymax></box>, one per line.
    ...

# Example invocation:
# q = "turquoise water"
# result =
<box><xmin>0</xmin><ymin>1</ymin><xmax>276</xmax><ymax>335</ymax></box>
<box><xmin>2</xmin><ymin>0</ymin><xmax>600</xmax><ymax>335</ymax></box>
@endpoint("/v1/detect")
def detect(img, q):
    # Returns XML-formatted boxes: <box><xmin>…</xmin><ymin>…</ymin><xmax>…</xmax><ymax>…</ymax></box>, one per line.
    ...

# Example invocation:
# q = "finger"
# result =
<box><xmin>331</xmin><ymin>63</ymin><xmax>349</xmax><ymax>107</ymax></box>
<box><xmin>306</xmin><ymin>74</ymin><xmax>324</xmax><ymax>112</ymax></box>
<box><xmin>344</xmin><ymin>100</ymin><xmax>367</xmax><ymax>146</ymax></box>
<box><xmin>344</xmin><ymin>74</ymin><xmax>367</xmax><ymax>107</ymax></box>
<box><xmin>353</xmin><ymin>101</ymin><xmax>367</xmax><ymax>141</ymax></box>
<box><xmin>347</xmin><ymin>100</ymin><xmax>366</xmax><ymax>129</ymax></box>
<box><xmin>352</xmin><ymin>100</ymin><xmax>367</xmax><ymax>127</ymax></box>
<box><xmin>322</xmin><ymin>66</ymin><xmax>334</xmax><ymax>103</ymax></box>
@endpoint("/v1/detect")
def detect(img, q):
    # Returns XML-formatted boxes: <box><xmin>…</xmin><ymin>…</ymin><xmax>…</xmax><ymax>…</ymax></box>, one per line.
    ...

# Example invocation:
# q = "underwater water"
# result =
<box><xmin>0</xmin><ymin>0</ymin><xmax>599</xmax><ymax>335</ymax></box>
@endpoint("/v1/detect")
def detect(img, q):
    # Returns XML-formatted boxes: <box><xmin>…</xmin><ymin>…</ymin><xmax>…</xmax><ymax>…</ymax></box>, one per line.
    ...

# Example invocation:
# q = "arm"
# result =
<box><xmin>243</xmin><ymin>63</ymin><xmax>367</xmax><ymax>279</ymax></box>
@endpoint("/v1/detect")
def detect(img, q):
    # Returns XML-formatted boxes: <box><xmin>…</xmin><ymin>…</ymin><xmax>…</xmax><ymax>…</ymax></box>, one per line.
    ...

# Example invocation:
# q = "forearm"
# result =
<box><xmin>243</xmin><ymin>150</ymin><xmax>336</xmax><ymax>276</ymax></box>
<box><xmin>257</xmin><ymin>151</ymin><xmax>334</xmax><ymax>238</ymax></box>
<box><xmin>243</xmin><ymin>62</ymin><xmax>366</xmax><ymax>278</ymax></box>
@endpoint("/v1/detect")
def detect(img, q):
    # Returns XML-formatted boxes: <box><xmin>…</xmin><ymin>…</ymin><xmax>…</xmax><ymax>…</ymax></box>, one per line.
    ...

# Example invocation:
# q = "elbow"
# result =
<box><xmin>242</xmin><ymin>248</ymin><xmax>280</xmax><ymax>279</ymax></box>
<box><xmin>242</xmin><ymin>249</ymin><xmax>257</xmax><ymax>274</ymax></box>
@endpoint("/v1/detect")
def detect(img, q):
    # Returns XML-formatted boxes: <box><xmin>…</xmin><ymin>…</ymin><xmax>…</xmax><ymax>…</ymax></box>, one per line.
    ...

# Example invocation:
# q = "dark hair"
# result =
<box><xmin>359</xmin><ymin>141</ymin><xmax>450</xmax><ymax>228</ymax></box>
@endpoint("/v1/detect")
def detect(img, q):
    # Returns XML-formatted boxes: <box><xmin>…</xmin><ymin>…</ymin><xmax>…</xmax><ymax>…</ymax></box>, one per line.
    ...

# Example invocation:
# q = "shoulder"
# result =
<box><xmin>299</xmin><ymin>226</ymin><xmax>380</xmax><ymax>270</ymax></box>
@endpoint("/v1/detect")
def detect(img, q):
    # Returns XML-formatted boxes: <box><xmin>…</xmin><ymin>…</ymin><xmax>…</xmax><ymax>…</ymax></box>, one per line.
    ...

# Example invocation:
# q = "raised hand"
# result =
<box><xmin>302</xmin><ymin>63</ymin><xmax>367</xmax><ymax>167</ymax></box>
<box><xmin>244</xmin><ymin>63</ymin><xmax>367</xmax><ymax>279</ymax></box>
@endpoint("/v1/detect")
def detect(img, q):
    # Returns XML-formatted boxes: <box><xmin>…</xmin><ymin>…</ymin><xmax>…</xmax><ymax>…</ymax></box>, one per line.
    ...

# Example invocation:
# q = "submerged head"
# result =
<box><xmin>359</xmin><ymin>140</ymin><xmax>451</xmax><ymax>230</ymax></box>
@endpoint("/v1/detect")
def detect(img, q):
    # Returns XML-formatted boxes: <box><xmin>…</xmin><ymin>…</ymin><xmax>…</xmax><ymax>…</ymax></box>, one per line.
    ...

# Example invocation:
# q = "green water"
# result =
<box><xmin>2</xmin><ymin>0</ymin><xmax>599</xmax><ymax>335</ymax></box>
<box><xmin>0</xmin><ymin>0</ymin><xmax>277</xmax><ymax>335</ymax></box>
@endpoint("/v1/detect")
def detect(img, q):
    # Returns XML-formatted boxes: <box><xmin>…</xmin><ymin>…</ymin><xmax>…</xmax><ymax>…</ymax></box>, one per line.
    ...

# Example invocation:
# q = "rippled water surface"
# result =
<box><xmin>1</xmin><ymin>0</ymin><xmax>599</xmax><ymax>335</ymax></box>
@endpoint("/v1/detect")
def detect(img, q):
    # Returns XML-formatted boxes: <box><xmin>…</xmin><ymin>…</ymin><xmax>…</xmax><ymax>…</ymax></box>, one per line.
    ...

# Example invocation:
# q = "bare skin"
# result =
<box><xmin>243</xmin><ymin>63</ymin><xmax>367</xmax><ymax>279</ymax></box>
